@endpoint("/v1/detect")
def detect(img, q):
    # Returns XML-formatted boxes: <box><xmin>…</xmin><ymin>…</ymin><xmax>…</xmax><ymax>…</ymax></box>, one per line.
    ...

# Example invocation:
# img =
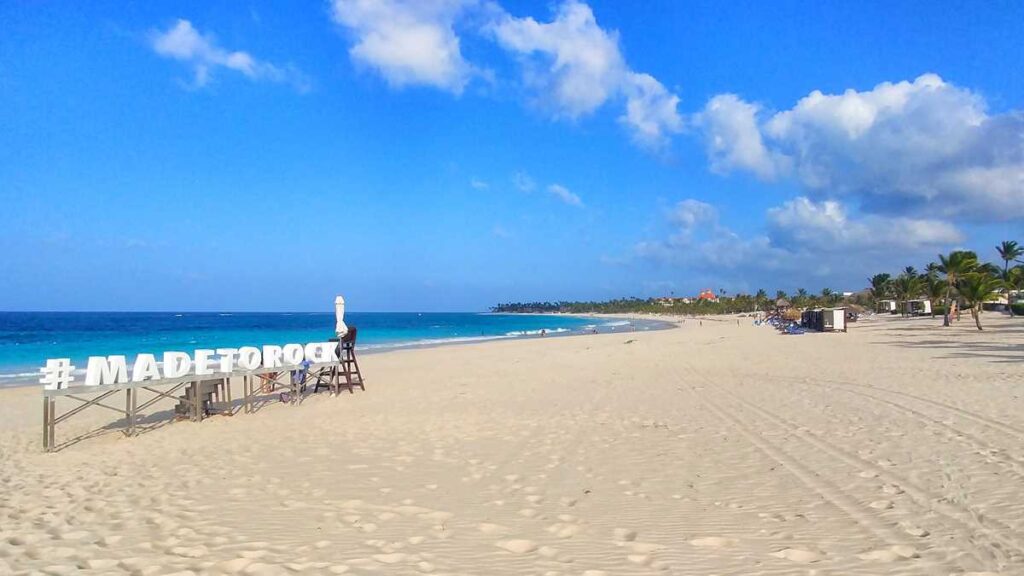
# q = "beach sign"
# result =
<box><xmin>39</xmin><ymin>342</ymin><xmax>339</xmax><ymax>391</ymax></box>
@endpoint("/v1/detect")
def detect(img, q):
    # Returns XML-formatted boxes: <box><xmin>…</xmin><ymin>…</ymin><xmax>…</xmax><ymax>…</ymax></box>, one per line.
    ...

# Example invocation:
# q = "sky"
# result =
<box><xmin>1</xmin><ymin>0</ymin><xmax>1022</xmax><ymax>312</ymax></box>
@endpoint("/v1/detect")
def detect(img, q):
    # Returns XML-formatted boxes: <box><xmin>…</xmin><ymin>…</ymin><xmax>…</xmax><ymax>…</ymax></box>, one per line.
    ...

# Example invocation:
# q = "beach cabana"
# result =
<box><xmin>906</xmin><ymin>299</ymin><xmax>931</xmax><ymax>316</ymax></box>
<box><xmin>876</xmin><ymin>299</ymin><xmax>897</xmax><ymax>314</ymax></box>
<box><xmin>822</xmin><ymin>308</ymin><xmax>846</xmax><ymax>332</ymax></box>
<box><xmin>800</xmin><ymin>308</ymin><xmax>846</xmax><ymax>332</ymax></box>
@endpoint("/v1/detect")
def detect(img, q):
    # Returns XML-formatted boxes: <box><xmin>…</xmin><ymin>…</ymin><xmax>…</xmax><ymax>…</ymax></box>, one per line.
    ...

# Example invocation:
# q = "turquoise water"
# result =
<box><xmin>0</xmin><ymin>312</ymin><xmax>664</xmax><ymax>386</ymax></box>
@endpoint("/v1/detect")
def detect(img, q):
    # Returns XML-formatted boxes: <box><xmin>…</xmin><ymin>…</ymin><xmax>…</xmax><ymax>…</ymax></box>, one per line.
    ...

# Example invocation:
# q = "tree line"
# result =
<box><xmin>492</xmin><ymin>240</ymin><xmax>1023</xmax><ymax>331</ymax></box>
<box><xmin>867</xmin><ymin>241</ymin><xmax>1023</xmax><ymax>330</ymax></box>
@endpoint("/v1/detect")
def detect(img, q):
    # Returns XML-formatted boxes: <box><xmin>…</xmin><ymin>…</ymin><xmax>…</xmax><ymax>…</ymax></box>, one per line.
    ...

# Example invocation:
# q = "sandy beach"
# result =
<box><xmin>2</xmin><ymin>314</ymin><xmax>1023</xmax><ymax>575</ymax></box>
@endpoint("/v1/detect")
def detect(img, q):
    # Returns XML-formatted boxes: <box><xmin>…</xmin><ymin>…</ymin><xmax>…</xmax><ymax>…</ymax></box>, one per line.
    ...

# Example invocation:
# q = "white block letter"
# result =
<box><xmin>325</xmin><ymin>342</ymin><xmax>340</xmax><ymax>362</ymax></box>
<box><xmin>304</xmin><ymin>343</ymin><xmax>325</xmax><ymax>363</ymax></box>
<box><xmin>85</xmin><ymin>356</ymin><xmax>129</xmax><ymax>386</ymax></box>
<box><xmin>238</xmin><ymin>346</ymin><xmax>261</xmax><ymax>370</ymax></box>
<box><xmin>282</xmin><ymin>343</ymin><xmax>304</xmax><ymax>366</ymax></box>
<box><xmin>216</xmin><ymin>348</ymin><xmax>239</xmax><ymax>373</ymax></box>
<box><xmin>163</xmin><ymin>351</ymin><xmax>192</xmax><ymax>378</ymax></box>
<box><xmin>194</xmin><ymin>349</ymin><xmax>215</xmax><ymax>376</ymax></box>
<box><xmin>131</xmin><ymin>354</ymin><xmax>161</xmax><ymax>382</ymax></box>
<box><xmin>262</xmin><ymin>345</ymin><xmax>283</xmax><ymax>369</ymax></box>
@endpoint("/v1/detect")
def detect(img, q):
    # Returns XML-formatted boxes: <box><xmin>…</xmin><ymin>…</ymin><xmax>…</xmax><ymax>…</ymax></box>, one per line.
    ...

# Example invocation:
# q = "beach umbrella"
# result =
<box><xmin>335</xmin><ymin>295</ymin><xmax>349</xmax><ymax>337</ymax></box>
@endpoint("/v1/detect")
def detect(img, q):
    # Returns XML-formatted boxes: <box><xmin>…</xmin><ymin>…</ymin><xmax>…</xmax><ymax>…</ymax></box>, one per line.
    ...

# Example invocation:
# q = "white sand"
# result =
<box><xmin>1</xmin><ymin>313</ymin><xmax>1022</xmax><ymax>575</ymax></box>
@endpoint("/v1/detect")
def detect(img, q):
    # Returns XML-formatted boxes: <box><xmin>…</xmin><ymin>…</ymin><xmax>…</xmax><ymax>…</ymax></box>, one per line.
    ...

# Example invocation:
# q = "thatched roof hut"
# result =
<box><xmin>775</xmin><ymin>298</ymin><xmax>792</xmax><ymax>309</ymax></box>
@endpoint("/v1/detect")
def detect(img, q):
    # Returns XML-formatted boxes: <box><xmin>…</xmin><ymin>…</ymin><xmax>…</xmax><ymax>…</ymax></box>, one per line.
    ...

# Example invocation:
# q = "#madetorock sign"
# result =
<box><xmin>39</xmin><ymin>342</ymin><xmax>339</xmax><ymax>391</ymax></box>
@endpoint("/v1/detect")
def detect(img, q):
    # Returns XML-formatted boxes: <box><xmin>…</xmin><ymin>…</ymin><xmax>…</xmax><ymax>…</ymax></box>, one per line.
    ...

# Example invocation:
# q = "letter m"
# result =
<box><xmin>85</xmin><ymin>356</ymin><xmax>129</xmax><ymax>386</ymax></box>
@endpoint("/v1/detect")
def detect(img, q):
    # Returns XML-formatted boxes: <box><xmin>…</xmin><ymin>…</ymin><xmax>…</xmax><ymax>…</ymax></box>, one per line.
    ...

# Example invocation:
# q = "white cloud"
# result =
<box><xmin>330</xmin><ymin>0</ymin><xmax>475</xmax><ymax>93</ymax></box>
<box><xmin>151</xmin><ymin>19</ymin><xmax>307</xmax><ymax>90</ymax></box>
<box><xmin>668</xmin><ymin>199</ymin><xmax>718</xmax><ymax>230</ymax></box>
<box><xmin>492</xmin><ymin>224</ymin><xmax>511</xmax><ymax>238</ymax></box>
<box><xmin>636</xmin><ymin>197</ymin><xmax>963</xmax><ymax>289</ymax></box>
<box><xmin>470</xmin><ymin>178</ymin><xmax>490</xmax><ymax>190</ymax></box>
<box><xmin>548</xmin><ymin>183</ymin><xmax>583</xmax><ymax>207</ymax></box>
<box><xmin>326</xmin><ymin>1</ymin><xmax>682</xmax><ymax>151</ymax></box>
<box><xmin>620</xmin><ymin>72</ymin><xmax>684</xmax><ymax>150</ymax></box>
<box><xmin>765</xmin><ymin>197</ymin><xmax>963</xmax><ymax>252</ymax></box>
<box><xmin>512</xmin><ymin>171</ymin><xmax>536</xmax><ymax>192</ymax></box>
<box><xmin>489</xmin><ymin>1</ymin><xmax>681</xmax><ymax>149</ymax></box>
<box><xmin>693</xmin><ymin>94</ymin><xmax>784</xmax><ymax>179</ymax></box>
<box><xmin>490</xmin><ymin>0</ymin><xmax>625</xmax><ymax>118</ymax></box>
<box><xmin>695</xmin><ymin>74</ymin><xmax>1024</xmax><ymax>220</ymax></box>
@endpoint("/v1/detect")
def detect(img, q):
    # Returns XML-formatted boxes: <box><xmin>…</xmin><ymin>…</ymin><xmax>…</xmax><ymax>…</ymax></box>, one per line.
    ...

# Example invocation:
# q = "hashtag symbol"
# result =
<box><xmin>39</xmin><ymin>358</ymin><xmax>75</xmax><ymax>390</ymax></box>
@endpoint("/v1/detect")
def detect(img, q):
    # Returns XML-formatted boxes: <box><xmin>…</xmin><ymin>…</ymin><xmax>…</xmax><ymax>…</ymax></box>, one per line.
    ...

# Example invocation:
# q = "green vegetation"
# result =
<box><xmin>493</xmin><ymin>240</ymin><xmax>1023</xmax><ymax>330</ymax></box>
<box><xmin>863</xmin><ymin>240</ymin><xmax>1022</xmax><ymax>330</ymax></box>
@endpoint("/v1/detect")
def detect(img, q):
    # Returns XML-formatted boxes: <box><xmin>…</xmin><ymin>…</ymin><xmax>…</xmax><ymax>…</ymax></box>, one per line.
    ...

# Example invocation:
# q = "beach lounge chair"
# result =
<box><xmin>314</xmin><ymin>326</ymin><xmax>364</xmax><ymax>394</ymax></box>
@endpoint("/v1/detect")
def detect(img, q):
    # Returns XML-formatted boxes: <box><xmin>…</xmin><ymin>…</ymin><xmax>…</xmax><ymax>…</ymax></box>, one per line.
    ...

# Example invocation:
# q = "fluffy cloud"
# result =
<box><xmin>490</xmin><ymin>1</ymin><xmax>681</xmax><ymax>148</ymax></box>
<box><xmin>636</xmin><ymin>197</ymin><xmax>963</xmax><ymax>290</ymax></box>
<box><xmin>620</xmin><ymin>73</ymin><xmax>684</xmax><ymax>150</ymax></box>
<box><xmin>693</xmin><ymin>94</ymin><xmax>785</xmax><ymax>179</ymax></box>
<box><xmin>695</xmin><ymin>74</ymin><xmax>1024</xmax><ymax>220</ymax></box>
<box><xmin>490</xmin><ymin>1</ymin><xmax>625</xmax><ymax>118</ymax></box>
<box><xmin>327</xmin><ymin>1</ymin><xmax>681</xmax><ymax>150</ymax></box>
<box><xmin>765</xmin><ymin>197</ymin><xmax>962</xmax><ymax>252</ymax></box>
<box><xmin>330</xmin><ymin>0</ymin><xmax>475</xmax><ymax>93</ymax></box>
<box><xmin>151</xmin><ymin>19</ymin><xmax>307</xmax><ymax>90</ymax></box>
<box><xmin>669</xmin><ymin>199</ymin><xmax>718</xmax><ymax>230</ymax></box>
<box><xmin>547</xmin><ymin>183</ymin><xmax>583</xmax><ymax>207</ymax></box>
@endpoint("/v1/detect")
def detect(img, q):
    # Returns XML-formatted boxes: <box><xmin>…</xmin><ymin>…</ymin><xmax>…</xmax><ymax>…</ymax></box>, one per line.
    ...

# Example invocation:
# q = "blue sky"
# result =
<box><xmin>1</xmin><ymin>1</ymin><xmax>1022</xmax><ymax>312</ymax></box>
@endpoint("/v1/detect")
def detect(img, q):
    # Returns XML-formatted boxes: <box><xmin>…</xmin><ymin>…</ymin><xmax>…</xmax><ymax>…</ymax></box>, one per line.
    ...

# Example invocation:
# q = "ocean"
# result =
<box><xmin>0</xmin><ymin>312</ymin><xmax>666</xmax><ymax>387</ymax></box>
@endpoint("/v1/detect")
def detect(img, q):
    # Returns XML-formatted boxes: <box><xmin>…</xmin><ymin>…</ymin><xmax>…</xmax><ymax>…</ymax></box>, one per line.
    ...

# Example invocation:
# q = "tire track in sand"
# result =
<box><xmin>778</xmin><ymin>376</ymin><xmax>1024</xmax><ymax>479</ymax></box>
<box><xmin>698</xmin><ymin>372</ymin><xmax>1023</xmax><ymax>570</ymax></box>
<box><xmin>673</xmin><ymin>384</ymin><xmax>910</xmax><ymax>554</ymax></box>
<box><xmin>800</xmin><ymin>376</ymin><xmax>1024</xmax><ymax>442</ymax></box>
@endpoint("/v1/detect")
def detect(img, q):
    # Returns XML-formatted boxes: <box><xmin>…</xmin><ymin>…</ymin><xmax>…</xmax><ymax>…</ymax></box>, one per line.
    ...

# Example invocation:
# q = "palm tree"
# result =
<box><xmin>937</xmin><ymin>251</ymin><xmax>979</xmax><ymax>326</ymax></box>
<box><xmin>903</xmin><ymin>266</ymin><xmax>919</xmax><ymax>278</ymax></box>
<box><xmin>957</xmin><ymin>272</ymin><xmax>1003</xmax><ymax>331</ymax></box>
<box><xmin>892</xmin><ymin>273</ymin><xmax>923</xmax><ymax>317</ymax></box>
<box><xmin>997</xmin><ymin>241</ymin><xmax>1023</xmax><ymax>273</ymax></box>
<box><xmin>795</xmin><ymin>288</ymin><xmax>809</xmax><ymax>308</ymax></box>
<box><xmin>868</xmin><ymin>273</ymin><xmax>892</xmax><ymax>304</ymax></box>
<box><xmin>924</xmin><ymin>273</ymin><xmax>945</xmax><ymax>318</ymax></box>
<box><xmin>1002</xmin><ymin>265</ymin><xmax>1024</xmax><ymax>317</ymax></box>
<box><xmin>755</xmin><ymin>289</ymin><xmax>768</xmax><ymax>311</ymax></box>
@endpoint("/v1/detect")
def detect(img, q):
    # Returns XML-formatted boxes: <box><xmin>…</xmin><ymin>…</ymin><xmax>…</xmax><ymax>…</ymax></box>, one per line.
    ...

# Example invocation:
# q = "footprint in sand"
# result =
<box><xmin>630</xmin><ymin>542</ymin><xmax>664</xmax><ymax>554</ymax></box>
<box><xmin>613</xmin><ymin>528</ymin><xmax>637</xmax><ymax>542</ymax></box>
<box><xmin>858</xmin><ymin>545</ymin><xmax>918</xmax><ymax>562</ymax></box>
<box><xmin>495</xmin><ymin>539</ymin><xmax>538</xmax><ymax>554</ymax></box>
<box><xmin>689</xmin><ymin>536</ymin><xmax>738</xmax><ymax>548</ymax></box>
<box><xmin>627</xmin><ymin>554</ymin><xmax>652</xmax><ymax>565</ymax></box>
<box><xmin>373</xmin><ymin>553</ymin><xmax>412</xmax><ymax>564</ymax></box>
<box><xmin>545</xmin><ymin>522</ymin><xmax>580</xmax><ymax>538</ymax></box>
<box><xmin>881</xmin><ymin>483</ymin><xmax>904</xmax><ymax>495</ymax></box>
<box><xmin>902</xmin><ymin>525</ymin><xmax>929</xmax><ymax>537</ymax></box>
<box><xmin>771</xmin><ymin>548</ymin><xmax>823</xmax><ymax>563</ymax></box>
<box><xmin>869</xmin><ymin>500</ymin><xmax>894</xmax><ymax>510</ymax></box>
<box><xmin>477</xmin><ymin>523</ymin><xmax>509</xmax><ymax>535</ymax></box>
